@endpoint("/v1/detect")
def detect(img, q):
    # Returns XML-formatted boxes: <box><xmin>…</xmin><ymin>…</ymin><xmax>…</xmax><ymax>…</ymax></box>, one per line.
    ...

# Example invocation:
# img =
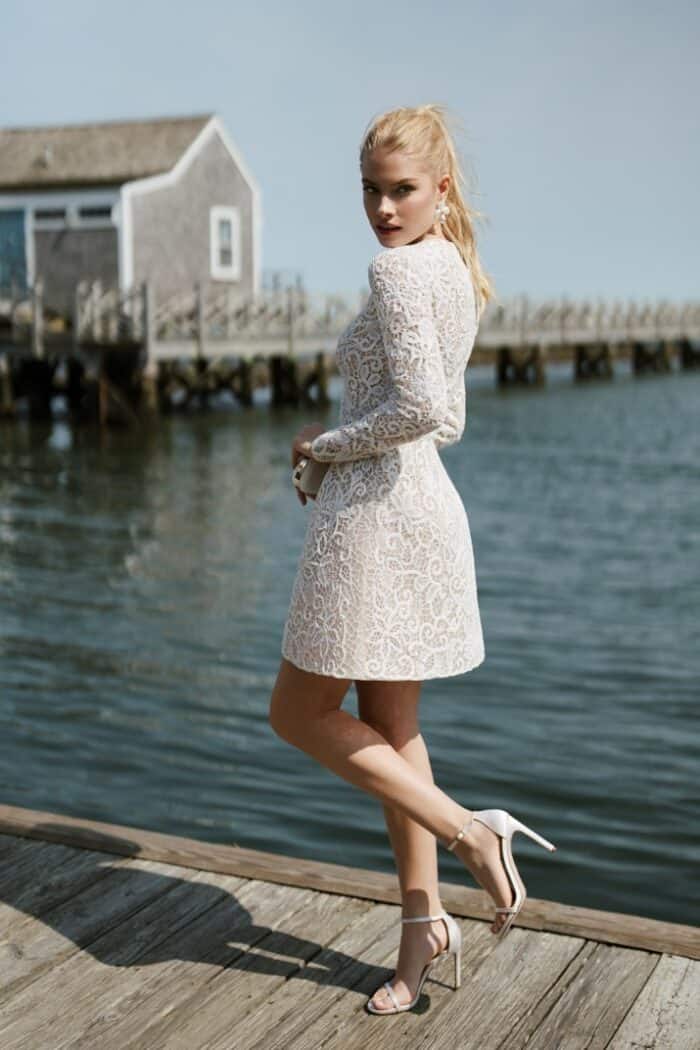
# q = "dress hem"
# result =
<box><xmin>280</xmin><ymin>647</ymin><xmax>486</xmax><ymax>682</ymax></box>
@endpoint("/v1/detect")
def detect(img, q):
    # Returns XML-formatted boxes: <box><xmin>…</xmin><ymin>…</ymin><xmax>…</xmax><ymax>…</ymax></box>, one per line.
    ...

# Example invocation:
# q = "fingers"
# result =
<box><xmin>292</xmin><ymin>443</ymin><xmax>316</xmax><ymax>470</ymax></box>
<box><xmin>292</xmin><ymin>438</ymin><xmax>313</xmax><ymax>465</ymax></box>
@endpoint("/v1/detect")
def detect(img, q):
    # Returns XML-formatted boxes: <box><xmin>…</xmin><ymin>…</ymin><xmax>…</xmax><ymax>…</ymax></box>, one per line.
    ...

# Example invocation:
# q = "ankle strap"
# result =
<box><xmin>446</xmin><ymin>813</ymin><xmax>474</xmax><ymax>851</ymax></box>
<box><xmin>401</xmin><ymin>910</ymin><xmax>448</xmax><ymax>923</ymax></box>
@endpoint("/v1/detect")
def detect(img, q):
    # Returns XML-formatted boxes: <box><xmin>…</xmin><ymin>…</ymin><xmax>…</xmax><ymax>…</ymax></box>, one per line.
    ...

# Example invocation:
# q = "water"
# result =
<box><xmin>1</xmin><ymin>362</ymin><xmax>698</xmax><ymax>927</ymax></box>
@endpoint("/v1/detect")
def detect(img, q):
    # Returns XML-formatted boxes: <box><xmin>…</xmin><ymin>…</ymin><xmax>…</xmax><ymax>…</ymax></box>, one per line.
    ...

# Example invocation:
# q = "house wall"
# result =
<box><xmin>130</xmin><ymin>130</ymin><xmax>254</xmax><ymax>303</ymax></box>
<box><xmin>34</xmin><ymin>227</ymin><xmax>118</xmax><ymax>314</ymax></box>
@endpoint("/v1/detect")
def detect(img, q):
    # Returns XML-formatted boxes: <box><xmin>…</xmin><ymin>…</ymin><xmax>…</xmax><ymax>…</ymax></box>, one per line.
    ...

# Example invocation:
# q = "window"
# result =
<box><xmin>32</xmin><ymin>201</ymin><xmax>115</xmax><ymax>230</ymax></box>
<box><xmin>78</xmin><ymin>205</ymin><xmax>113</xmax><ymax>221</ymax></box>
<box><xmin>74</xmin><ymin>202</ymin><xmax>114</xmax><ymax>227</ymax></box>
<box><xmin>33</xmin><ymin>207</ymin><xmax>67</xmax><ymax>230</ymax></box>
<box><xmin>210</xmin><ymin>205</ymin><xmax>241</xmax><ymax>280</ymax></box>
<box><xmin>35</xmin><ymin>208</ymin><xmax>66</xmax><ymax>221</ymax></box>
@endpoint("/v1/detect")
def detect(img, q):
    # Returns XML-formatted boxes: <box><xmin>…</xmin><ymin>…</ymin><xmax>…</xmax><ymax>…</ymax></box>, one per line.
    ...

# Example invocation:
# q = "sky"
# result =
<box><xmin>2</xmin><ymin>1</ymin><xmax>698</xmax><ymax>302</ymax></box>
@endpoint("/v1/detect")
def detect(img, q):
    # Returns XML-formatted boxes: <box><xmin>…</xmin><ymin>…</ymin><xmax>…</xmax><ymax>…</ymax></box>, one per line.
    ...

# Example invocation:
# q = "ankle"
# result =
<box><xmin>445</xmin><ymin>808</ymin><xmax>475</xmax><ymax>852</ymax></box>
<box><xmin>401</xmin><ymin>907</ymin><xmax>444</xmax><ymax>922</ymax></box>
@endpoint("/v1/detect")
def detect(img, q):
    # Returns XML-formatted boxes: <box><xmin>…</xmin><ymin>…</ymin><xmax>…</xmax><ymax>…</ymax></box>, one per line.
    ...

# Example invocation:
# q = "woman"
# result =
<box><xmin>269</xmin><ymin>104</ymin><xmax>556</xmax><ymax>1015</ymax></box>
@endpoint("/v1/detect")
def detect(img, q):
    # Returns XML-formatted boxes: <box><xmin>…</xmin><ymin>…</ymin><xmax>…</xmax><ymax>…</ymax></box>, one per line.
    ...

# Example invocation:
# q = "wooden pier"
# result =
<box><xmin>1</xmin><ymin>280</ymin><xmax>700</xmax><ymax>426</ymax></box>
<box><xmin>0</xmin><ymin>802</ymin><xmax>697</xmax><ymax>1048</ymax></box>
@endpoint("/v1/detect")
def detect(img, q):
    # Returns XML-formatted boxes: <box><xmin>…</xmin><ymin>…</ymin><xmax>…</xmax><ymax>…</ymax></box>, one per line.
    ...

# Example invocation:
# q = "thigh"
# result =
<box><xmin>356</xmin><ymin>679</ymin><xmax>423</xmax><ymax>747</ymax></box>
<box><xmin>269</xmin><ymin>656</ymin><xmax>353</xmax><ymax>733</ymax></box>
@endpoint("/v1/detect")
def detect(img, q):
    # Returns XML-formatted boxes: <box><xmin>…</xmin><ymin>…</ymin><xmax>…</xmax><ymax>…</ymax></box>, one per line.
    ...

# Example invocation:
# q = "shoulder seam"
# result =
<box><xmin>369</xmin><ymin>245</ymin><xmax>427</xmax><ymax>276</ymax></box>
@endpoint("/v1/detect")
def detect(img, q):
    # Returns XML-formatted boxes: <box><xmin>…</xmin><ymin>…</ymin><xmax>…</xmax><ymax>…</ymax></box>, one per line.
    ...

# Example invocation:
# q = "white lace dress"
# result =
<box><xmin>281</xmin><ymin>237</ymin><xmax>485</xmax><ymax>680</ymax></box>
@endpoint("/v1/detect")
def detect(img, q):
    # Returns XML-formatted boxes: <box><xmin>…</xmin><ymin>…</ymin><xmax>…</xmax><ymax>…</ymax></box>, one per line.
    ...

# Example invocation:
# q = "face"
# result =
<box><xmin>361</xmin><ymin>146</ymin><xmax>449</xmax><ymax>247</ymax></box>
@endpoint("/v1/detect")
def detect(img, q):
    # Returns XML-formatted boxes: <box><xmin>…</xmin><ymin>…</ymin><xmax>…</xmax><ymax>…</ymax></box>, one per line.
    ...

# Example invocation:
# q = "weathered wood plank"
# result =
<box><xmin>64</xmin><ymin>879</ymin><xmax>319</xmax><ymax>1050</ymax></box>
<box><xmin>114</xmin><ymin>899</ymin><xmax>400</xmax><ymax>1050</ymax></box>
<box><xmin>0</xmin><ymin>832</ymin><xmax>40</xmax><ymax>865</ymax></box>
<box><xmin>0</xmin><ymin>804</ymin><xmax>491</xmax><ymax>927</ymax></box>
<box><xmin>512</xmin><ymin>942</ymin><xmax>659</xmax><ymax>1050</ymax></box>
<box><xmin>0</xmin><ymin>857</ymin><xmax>201</xmax><ymax>1005</ymax></box>
<box><xmin>92</xmin><ymin>889</ymin><xmax>373</xmax><ymax>1050</ymax></box>
<box><xmin>0</xmin><ymin>811</ymin><xmax>698</xmax><ymax>1050</ymax></box>
<box><xmin>0</xmin><ymin>865</ymin><xmax>249</xmax><ymax>1048</ymax></box>
<box><xmin>204</xmin><ymin>901</ymin><xmax>408</xmax><ymax>1050</ymax></box>
<box><xmin>279</xmin><ymin>916</ymin><xmax>494</xmax><ymax>1050</ymax></box>
<box><xmin>608</xmin><ymin>953</ymin><xmax>700</xmax><ymax>1050</ymax></box>
<box><xmin>0</xmin><ymin>841</ymin><xmax>134</xmax><ymax>929</ymax></box>
<box><xmin>2</xmin><ymin>802</ymin><xmax>696</xmax><ymax>961</ymax></box>
<box><xmin>305</xmin><ymin>925</ymin><xmax>583</xmax><ymax>1050</ymax></box>
<box><xmin>1</xmin><ymin>805</ymin><xmax>697</xmax><ymax>959</ymax></box>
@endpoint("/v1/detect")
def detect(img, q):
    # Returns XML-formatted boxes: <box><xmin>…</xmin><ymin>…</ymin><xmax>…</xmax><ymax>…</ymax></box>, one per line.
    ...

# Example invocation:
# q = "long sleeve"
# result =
<box><xmin>433</xmin><ymin>381</ymin><xmax>465</xmax><ymax>450</ymax></box>
<box><xmin>309</xmin><ymin>248</ymin><xmax>448</xmax><ymax>463</ymax></box>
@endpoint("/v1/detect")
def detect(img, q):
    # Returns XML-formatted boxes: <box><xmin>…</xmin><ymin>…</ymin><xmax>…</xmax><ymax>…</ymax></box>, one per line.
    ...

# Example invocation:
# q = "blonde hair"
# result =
<box><xmin>360</xmin><ymin>103</ymin><xmax>495</xmax><ymax>318</ymax></box>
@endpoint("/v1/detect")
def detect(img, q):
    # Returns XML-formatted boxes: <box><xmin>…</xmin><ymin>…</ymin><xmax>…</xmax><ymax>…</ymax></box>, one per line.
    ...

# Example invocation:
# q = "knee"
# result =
<box><xmin>268</xmin><ymin>706</ymin><xmax>292</xmax><ymax>744</ymax></box>
<box><xmin>268</xmin><ymin>691</ymin><xmax>311</xmax><ymax>747</ymax></box>
<box><xmin>360</xmin><ymin>713</ymin><xmax>418</xmax><ymax>749</ymax></box>
<box><xmin>268</xmin><ymin>691</ymin><xmax>294</xmax><ymax>742</ymax></box>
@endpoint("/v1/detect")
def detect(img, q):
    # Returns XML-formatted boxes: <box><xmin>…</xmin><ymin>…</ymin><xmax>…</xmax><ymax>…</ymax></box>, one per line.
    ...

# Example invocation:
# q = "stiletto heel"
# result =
<box><xmin>365</xmin><ymin>910</ymin><xmax>462</xmax><ymax>1014</ymax></box>
<box><xmin>445</xmin><ymin>808</ymin><xmax>557</xmax><ymax>939</ymax></box>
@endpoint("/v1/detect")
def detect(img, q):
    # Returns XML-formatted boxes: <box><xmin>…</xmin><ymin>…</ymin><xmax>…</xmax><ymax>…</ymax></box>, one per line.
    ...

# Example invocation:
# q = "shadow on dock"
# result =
<box><xmin>0</xmin><ymin>802</ymin><xmax>697</xmax><ymax>1048</ymax></box>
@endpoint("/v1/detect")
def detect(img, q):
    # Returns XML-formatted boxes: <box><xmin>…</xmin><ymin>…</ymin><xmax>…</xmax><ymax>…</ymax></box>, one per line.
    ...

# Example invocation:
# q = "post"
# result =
<box><xmin>74</xmin><ymin>280</ymin><xmax>87</xmax><ymax>353</ymax></box>
<box><xmin>142</xmin><ymin>280</ymin><xmax>154</xmax><ymax>364</ymax></box>
<box><xmin>0</xmin><ymin>352</ymin><xmax>15</xmax><ymax>418</ymax></box>
<box><xmin>31</xmin><ymin>279</ymin><xmax>44</xmax><ymax>358</ymax></box>
<box><xmin>518</xmin><ymin>294</ymin><xmax>529</xmax><ymax>348</ymax></box>
<box><xmin>287</xmin><ymin>285</ymin><xmax>295</xmax><ymax>358</ymax></box>
<box><xmin>196</xmin><ymin>281</ymin><xmax>205</xmax><ymax>359</ymax></box>
<box><xmin>140</xmin><ymin>280</ymin><xmax>159</xmax><ymax>415</ymax></box>
<box><xmin>226</xmin><ymin>288</ymin><xmax>234</xmax><ymax>340</ymax></box>
<box><xmin>315</xmin><ymin>350</ymin><xmax>330</xmax><ymax>406</ymax></box>
<box><xmin>90</xmin><ymin>280</ymin><xmax>102</xmax><ymax>343</ymax></box>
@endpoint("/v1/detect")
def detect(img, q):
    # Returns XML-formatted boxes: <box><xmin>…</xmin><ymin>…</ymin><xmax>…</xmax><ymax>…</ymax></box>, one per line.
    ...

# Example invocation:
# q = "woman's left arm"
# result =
<box><xmin>308</xmin><ymin>249</ymin><xmax>448</xmax><ymax>463</ymax></box>
<box><xmin>432</xmin><ymin>381</ymin><xmax>465</xmax><ymax>450</ymax></box>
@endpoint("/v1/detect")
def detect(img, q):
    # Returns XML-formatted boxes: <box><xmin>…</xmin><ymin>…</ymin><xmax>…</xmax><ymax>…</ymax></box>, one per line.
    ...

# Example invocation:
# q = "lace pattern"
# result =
<box><xmin>281</xmin><ymin>238</ymin><xmax>485</xmax><ymax>680</ymax></box>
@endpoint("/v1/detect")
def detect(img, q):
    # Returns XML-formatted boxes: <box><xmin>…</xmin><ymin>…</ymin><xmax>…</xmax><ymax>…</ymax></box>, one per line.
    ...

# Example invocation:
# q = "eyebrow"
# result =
<box><xmin>361</xmin><ymin>177</ymin><xmax>416</xmax><ymax>186</ymax></box>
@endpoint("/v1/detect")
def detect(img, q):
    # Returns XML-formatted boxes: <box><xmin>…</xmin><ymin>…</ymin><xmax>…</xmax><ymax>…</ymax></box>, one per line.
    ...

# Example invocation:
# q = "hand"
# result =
<box><xmin>291</xmin><ymin>422</ymin><xmax>326</xmax><ymax>507</ymax></box>
<box><xmin>291</xmin><ymin>422</ymin><xmax>326</xmax><ymax>468</ymax></box>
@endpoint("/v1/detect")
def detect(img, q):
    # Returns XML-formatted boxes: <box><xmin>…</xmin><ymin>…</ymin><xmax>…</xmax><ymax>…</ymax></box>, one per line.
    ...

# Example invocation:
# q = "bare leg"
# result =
<box><xmin>269</xmin><ymin>659</ymin><xmax>514</xmax><ymax>941</ymax></box>
<box><xmin>356</xmin><ymin>679</ymin><xmax>449</xmax><ymax>1011</ymax></box>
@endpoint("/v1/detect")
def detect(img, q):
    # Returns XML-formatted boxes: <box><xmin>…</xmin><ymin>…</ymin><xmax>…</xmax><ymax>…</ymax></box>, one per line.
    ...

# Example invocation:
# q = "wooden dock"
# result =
<box><xmin>0</xmin><ymin>802</ymin><xmax>697</xmax><ymax>1049</ymax></box>
<box><xmin>2</xmin><ymin>278</ymin><xmax>700</xmax><ymax>425</ymax></box>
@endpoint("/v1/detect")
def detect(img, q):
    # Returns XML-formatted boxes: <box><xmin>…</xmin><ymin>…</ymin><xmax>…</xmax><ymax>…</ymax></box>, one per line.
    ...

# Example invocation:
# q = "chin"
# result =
<box><xmin>376</xmin><ymin>229</ymin><xmax>410</xmax><ymax>247</ymax></box>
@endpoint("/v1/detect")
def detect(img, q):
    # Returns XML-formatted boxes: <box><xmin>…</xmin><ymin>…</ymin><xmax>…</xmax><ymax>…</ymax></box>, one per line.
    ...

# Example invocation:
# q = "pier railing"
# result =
<box><xmin>2</xmin><ymin>279</ymin><xmax>699</xmax><ymax>423</ymax></box>
<box><xmin>1</xmin><ymin>280</ymin><xmax>699</xmax><ymax>360</ymax></box>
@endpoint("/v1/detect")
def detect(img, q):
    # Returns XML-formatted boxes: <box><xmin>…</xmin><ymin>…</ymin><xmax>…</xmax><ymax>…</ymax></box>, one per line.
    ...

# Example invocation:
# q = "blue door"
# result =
<box><xmin>0</xmin><ymin>209</ymin><xmax>27</xmax><ymax>291</ymax></box>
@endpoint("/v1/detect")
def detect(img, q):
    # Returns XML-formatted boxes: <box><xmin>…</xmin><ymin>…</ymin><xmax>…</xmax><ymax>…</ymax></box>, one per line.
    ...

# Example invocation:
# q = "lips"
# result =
<box><xmin>377</xmin><ymin>224</ymin><xmax>401</xmax><ymax>232</ymax></box>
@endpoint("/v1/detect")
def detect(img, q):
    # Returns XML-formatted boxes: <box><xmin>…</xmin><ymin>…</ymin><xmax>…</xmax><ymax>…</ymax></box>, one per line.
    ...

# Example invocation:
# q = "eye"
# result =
<box><xmin>362</xmin><ymin>185</ymin><xmax>414</xmax><ymax>194</ymax></box>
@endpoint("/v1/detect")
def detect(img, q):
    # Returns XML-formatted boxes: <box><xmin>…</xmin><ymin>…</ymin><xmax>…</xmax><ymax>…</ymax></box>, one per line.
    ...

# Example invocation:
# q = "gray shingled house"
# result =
<box><xmin>0</xmin><ymin>113</ymin><xmax>261</xmax><ymax>315</ymax></box>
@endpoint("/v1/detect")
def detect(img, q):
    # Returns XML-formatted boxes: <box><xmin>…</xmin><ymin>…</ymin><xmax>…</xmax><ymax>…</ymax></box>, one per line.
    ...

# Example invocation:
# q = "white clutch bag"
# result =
<box><xmin>292</xmin><ymin>455</ymin><xmax>330</xmax><ymax>497</ymax></box>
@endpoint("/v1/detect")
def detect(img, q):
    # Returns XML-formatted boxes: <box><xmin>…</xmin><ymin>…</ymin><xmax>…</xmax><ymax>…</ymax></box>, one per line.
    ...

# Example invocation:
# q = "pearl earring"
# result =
<box><xmin>435</xmin><ymin>198</ymin><xmax>450</xmax><ymax>224</ymax></box>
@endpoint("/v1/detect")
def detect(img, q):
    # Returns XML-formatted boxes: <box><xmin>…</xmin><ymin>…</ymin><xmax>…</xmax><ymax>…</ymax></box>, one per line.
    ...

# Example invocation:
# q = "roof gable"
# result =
<box><xmin>0</xmin><ymin>113</ymin><xmax>215</xmax><ymax>190</ymax></box>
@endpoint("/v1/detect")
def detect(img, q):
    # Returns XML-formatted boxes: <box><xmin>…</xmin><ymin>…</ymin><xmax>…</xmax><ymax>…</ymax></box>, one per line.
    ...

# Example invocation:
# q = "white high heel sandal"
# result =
<box><xmin>446</xmin><ymin>808</ymin><xmax>557</xmax><ymax>938</ymax></box>
<box><xmin>365</xmin><ymin>910</ymin><xmax>462</xmax><ymax>1014</ymax></box>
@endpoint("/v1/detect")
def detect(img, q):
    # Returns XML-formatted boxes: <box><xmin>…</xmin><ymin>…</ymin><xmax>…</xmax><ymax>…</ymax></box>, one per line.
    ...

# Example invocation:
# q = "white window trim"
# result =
<box><xmin>210</xmin><ymin>205</ymin><xmax>241</xmax><ymax>280</ymax></box>
<box><xmin>32</xmin><ymin>200</ymin><xmax>117</xmax><ymax>231</ymax></box>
